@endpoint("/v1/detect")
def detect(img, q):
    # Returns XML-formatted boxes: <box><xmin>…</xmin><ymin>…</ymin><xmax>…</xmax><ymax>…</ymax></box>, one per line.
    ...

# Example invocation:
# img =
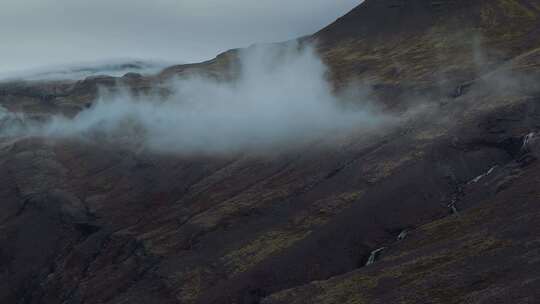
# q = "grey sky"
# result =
<box><xmin>0</xmin><ymin>0</ymin><xmax>360</xmax><ymax>73</ymax></box>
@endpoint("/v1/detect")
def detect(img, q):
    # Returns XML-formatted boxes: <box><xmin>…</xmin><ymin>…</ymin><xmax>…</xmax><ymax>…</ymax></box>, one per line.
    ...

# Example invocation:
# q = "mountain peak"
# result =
<box><xmin>317</xmin><ymin>0</ymin><xmax>539</xmax><ymax>41</ymax></box>
<box><xmin>313</xmin><ymin>0</ymin><xmax>540</xmax><ymax>87</ymax></box>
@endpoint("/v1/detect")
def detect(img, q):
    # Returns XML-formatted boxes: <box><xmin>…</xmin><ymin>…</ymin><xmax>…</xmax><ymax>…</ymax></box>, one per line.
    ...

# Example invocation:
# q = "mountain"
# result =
<box><xmin>1</xmin><ymin>1</ymin><xmax>540</xmax><ymax>303</ymax></box>
<box><xmin>0</xmin><ymin>60</ymin><xmax>166</xmax><ymax>82</ymax></box>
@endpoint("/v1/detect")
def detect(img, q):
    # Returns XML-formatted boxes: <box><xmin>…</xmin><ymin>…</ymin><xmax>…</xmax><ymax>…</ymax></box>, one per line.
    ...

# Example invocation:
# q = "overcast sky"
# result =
<box><xmin>0</xmin><ymin>0</ymin><xmax>360</xmax><ymax>73</ymax></box>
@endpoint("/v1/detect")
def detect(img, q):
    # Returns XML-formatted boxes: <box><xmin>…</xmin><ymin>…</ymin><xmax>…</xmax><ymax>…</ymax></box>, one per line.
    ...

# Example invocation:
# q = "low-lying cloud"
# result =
<box><xmin>0</xmin><ymin>60</ymin><xmax>169</xmax><ymax>82</ymax></box>
<box><xmin>0</xmin><ymin>44</ymin><xmax>393</xmax><ymax>155</ymax></box>
<box><xmin>0</xmin><ymin>0</ymin><xmax>361</xmax><ymax>72</ymax></box>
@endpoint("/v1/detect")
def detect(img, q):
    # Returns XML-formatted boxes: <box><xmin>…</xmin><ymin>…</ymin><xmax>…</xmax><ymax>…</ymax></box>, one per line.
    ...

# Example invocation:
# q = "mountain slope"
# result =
<box><xmin>1</xmin><ymin>1</ymin><xmax>540</xmax><ymax>304</ymax></box>
<box><xmin>314</xmin><ymin>0</ymin><xmax>540</xmax><ymax>87</ymax></box>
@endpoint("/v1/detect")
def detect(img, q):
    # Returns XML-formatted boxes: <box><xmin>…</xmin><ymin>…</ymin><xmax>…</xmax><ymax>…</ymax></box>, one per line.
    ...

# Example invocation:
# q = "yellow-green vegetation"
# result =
<box><xmin>221</xmin><ymin>229</ymin><xmax>312</xmax><ymax>275</ymax></box>
<box><xmin>221</xmin><ymin>191</ymin><xmax>366</xmax><ymax>276</ymax></box>
<box><xmin>480</xmin><ymin>0</ymin><xmax>539</xmax><ymax>46</ymax></box>
<box><xmin>414</xmin><ymin>128</ymin><xmax>447</xmax><ymax>141</ymax></box>
<box><xmin>191</xmin><ymin>187</ymin><xmax>290</xmax><ymax>229</ymax></box>
<box><xmin>292</xmin><ymin>191</ymin><xmax>366</xmax><ymax>227</ymax></box>
<box><xmin>511</xmin><ymin>47</ymin><xmax>540</xmax><ymax>70</ymax></box>
<box><xmin>172</xmin><ymin>267</ymin><xmax>211</xmax><ymax>304</ymax></box>
<box><xmin>369</xmin><ymin>150</ymin><xmax>425</xmax><ymax>182</ymax></box>
<box><xmin>319</xmin><ymin>0</ymin><xmax>540</xmax><ymax>89</ymax></box>
<box><xmin>311</xmin><ymin>275</ymin><xmax>379</xmax><ymax>304</ymax></box>
<box><xmin>321</xmin><ymin>28</ymin><xmax>486</xmax><ymax>85</ymax></box>
<box><xmin>266</xmin><ymin>199</ymin><xmax>514</xmax><ymax>304</ymax></box>
<box><xmin>497</xmin><ymin>0</ymin><xmax>537</xmax><ymax>19</ymax></box>
<box><xmin>267</xmin><ymin>273</ymin><xmax>379</xmax><ymax>304</ymax></box>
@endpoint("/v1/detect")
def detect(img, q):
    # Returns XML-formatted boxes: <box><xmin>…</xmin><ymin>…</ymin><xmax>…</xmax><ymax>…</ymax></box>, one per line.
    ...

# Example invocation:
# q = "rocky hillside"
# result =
<box><xmin>2</xmin><ymin>0</ymin><xmax>540</xmax><ymax>303</ymax></box>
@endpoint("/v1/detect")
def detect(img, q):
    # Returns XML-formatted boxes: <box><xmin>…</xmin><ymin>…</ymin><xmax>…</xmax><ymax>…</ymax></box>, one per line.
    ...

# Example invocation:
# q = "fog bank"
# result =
<box><xmin>0</xmin><ymin>60</ymin><xmax>170</xmax><ymax>82</ymax></box>
<box><xmin>0</xmin><ymin>44</ymin><xmax>392</xmax><ymax>155</ymax></box>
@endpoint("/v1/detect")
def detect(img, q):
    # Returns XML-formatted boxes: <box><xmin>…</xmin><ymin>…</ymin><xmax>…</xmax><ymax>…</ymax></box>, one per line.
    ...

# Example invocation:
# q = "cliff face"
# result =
<box><xmin>1</xmin><ymin>1</ymin><xmax>540</xmax><ymax>304</ymax></box>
